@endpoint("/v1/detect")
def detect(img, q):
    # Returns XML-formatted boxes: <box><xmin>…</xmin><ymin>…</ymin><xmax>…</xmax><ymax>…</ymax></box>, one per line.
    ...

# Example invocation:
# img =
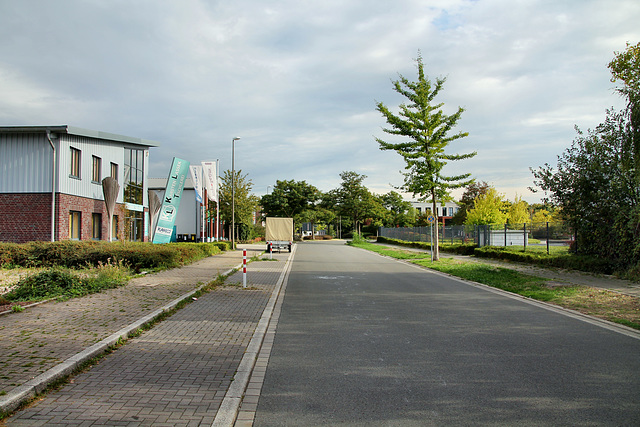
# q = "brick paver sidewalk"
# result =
<box><xmin>1</xmin><ymin>246</ymin><xmax>289</xmax><ymax>424</ymax></box>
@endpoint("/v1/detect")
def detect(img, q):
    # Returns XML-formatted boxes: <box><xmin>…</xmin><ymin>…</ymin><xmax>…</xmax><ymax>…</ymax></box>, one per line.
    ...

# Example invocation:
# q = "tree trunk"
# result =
<box><xmin>431</xmin><ymin>189</ymin><xmax>440</xmax><ymax>261</ymax></box>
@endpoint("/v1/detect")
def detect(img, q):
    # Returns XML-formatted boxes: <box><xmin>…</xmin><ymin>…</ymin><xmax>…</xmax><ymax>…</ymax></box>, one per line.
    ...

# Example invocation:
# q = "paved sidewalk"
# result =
<box><xmin>1</xmin><ymin>244</ymin><xmax>291</xmax><ymax>425</ymax></box>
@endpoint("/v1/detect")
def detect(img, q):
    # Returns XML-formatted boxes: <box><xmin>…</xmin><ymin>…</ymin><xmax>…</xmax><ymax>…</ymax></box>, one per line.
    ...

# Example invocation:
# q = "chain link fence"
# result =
<box><xmin>379</xmin><ymin>222</ymin><xmax>574</xmax><ymax>254</ymax></box>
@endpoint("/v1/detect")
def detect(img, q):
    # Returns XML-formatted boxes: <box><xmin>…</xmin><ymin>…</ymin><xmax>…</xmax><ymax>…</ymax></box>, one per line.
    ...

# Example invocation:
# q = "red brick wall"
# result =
<box><xmin>0</xmin><ymin>193</ymin><xmax>128</xmax><ymax>243</ymax></box>
<box><xmin>0</xmin><ymin>193</ymin><xmax>53</xmax><ymax>243</ymax></box>
<box><xmin>56</xmin><ymin>193</ymin><xmax>125</xmax><ymax>242</ymax></box>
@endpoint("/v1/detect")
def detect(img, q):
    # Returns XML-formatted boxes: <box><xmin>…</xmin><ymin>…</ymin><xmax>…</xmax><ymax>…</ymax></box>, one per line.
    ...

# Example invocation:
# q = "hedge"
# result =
<box><xmin>0</xmin><ymin>241</ymin><xmax>230</xmax><ymax>271</ymax></box>
<box><xmin>376</xmin><ymin>236</ymin><xmax>614</xmax><ymax>275</ymax></box>
<box><xmin>376</xmin><ymin>236</ymin><xmax>476</xmax><ymax>255</ymax></box>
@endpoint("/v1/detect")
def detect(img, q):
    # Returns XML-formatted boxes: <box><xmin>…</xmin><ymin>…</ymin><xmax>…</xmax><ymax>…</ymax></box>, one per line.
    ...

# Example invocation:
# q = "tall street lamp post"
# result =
<box><xmin>231</xmin><ymin>137</ymin><xmax>240</xmax><ymax>249</ymax></box>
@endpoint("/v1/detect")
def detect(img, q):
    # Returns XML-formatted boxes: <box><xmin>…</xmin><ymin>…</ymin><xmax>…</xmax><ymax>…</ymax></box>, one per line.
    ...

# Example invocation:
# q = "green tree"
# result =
<box><xmin>531</xmin><ymin>209</ymin><xmax>555</xmax><ymax>224</ymax></box>
<box><xmin>531</xmin><ymin>43</ymin><xmax>640</xmax><ymax>273</ymax></box>
<box><xmin>379</xmin><ymin>191</ymin><xmax>414</xmax><ymax>227</ymax></box>
<box><xmin>608</xmin><ymin>41</ymin><xmax>640</xmax><ymax>179</ymax></box>
<box><xmin>507</xmin><ymin>194</ymin><xmax>530</xmax><ymax>226</ymax></box>
<box><xmin>464</xmin><ymin>187</ymin><xmax>507</xmax><ymax>226</ymax></box>
<box><xmin>327</xmin><ymin>171</ymin><xmax>380</xmax><ymax>234</ymax></box>
<box><xmin>261</xmin><ymin>179</ymin><xmax>320</xmax><ymax>219</ymax></box>
<box><xmin>297</xmin><ymin>207</ymin><xmax>336</xmax><ymax>239</ymax></box>
<box><xmin>219</xmin><ymin>169</ymin><xmax>259</xmax><ymax>239</ymax></box>
<box><xmin>451</xmin><ymin>181</ymin><xmax>490</xmax><ymax>225</ymax></box>
<box><xmin>376</xmin><ymin>54</ymin><xmax>476</xmax><ymax>259</ymax></box>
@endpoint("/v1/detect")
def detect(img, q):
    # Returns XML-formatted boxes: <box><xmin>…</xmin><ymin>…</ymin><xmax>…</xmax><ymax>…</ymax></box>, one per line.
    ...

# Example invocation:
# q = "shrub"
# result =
<box><xmin>0</xmin><ymin>241</ymin><xmax>228</xmax><ymax>272</ymax></box>
<box><xmin>376</xmin><ymin>236</ymin><xmax>476</xmax><ymax>255</ymax></box>
<box><xmin>473</xmin><ymin>246</ymin><xmax>614</xmax><ymax>275</ymax></box>
<box><xmin>4</xmin><ymin>261</ymin><xmax>130</xmax><ymax>302</ymax></box>
<box><xmin>0</xmin><ymin>242</ymin><xmax>31</xmax><ymax>267</ymax></box>
<box><xmin>4</xmin><ymin>268</ymin><xmax>83</xmax><ymax>301</ymax></box>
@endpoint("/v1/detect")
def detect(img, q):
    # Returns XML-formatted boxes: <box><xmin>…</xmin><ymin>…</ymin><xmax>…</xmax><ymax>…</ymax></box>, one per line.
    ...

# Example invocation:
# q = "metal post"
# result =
<box><xmin>546</xmin><ymin>222</ymin><xmax>550</xmax><ymax>255</ymax></box>
<box><xmin>504</xmin><ymin>223</ymin><xmax>508</xmax><ymax>247</ymax></box>
<box><xmin>231</xmin><ymin>138</ymin><xmax>240</xmax><ymax>249</ymax></box>
<box><xmin>523</xmin><ymin>223</ymin><xmax>527</xmax><ymax>251</ymax></box>
<box><xmin>430</xmin><ymin>223</ymin><xmax>434</xmax><ymax>262</ymax></box>
<box><xmin>215</xmin><ymin>159</ymin><xmax>220</xmax><ymax>242</ymax></box>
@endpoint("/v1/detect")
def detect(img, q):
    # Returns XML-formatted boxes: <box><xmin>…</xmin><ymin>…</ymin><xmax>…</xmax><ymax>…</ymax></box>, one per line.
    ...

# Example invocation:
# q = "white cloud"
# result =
<box><xmin>1</xmin><ymin>0</ymin><xmax>638</xmax><ymax>203</ymax></box>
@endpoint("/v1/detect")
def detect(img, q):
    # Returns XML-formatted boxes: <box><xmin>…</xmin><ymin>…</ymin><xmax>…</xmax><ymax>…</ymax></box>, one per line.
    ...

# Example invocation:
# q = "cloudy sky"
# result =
<box><xmin>1</xmin><ymin>0</ymin><xmax>638</xmax><ymax>203</ymax></box>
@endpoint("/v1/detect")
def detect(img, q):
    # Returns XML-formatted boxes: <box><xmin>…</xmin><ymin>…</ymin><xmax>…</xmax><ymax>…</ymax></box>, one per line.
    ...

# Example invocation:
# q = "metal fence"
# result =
<box><xmin>379</xmin><ymin>222</ymin><xmax>574</xmax><ymax>253</ymax></box>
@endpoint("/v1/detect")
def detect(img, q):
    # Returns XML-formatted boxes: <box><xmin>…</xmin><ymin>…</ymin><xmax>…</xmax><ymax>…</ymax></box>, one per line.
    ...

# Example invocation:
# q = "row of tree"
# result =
<box><xmin>211</xmin><ymin>42</ymin><xmax>639</xmax><ymax>275</ymax></box>
<box><xmin>213</xmin><ymin>166</ymin><xmax>561</xmax><ymax>244</ymax></box>
<box><xmin>214</xmin><ymin>169</ymin><xmax>419</xmax><ymax>240</ymax></box>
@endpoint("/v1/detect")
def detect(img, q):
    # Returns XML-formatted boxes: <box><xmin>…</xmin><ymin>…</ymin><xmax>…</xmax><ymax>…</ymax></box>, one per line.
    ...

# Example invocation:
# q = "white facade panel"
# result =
<box><xmin>0</xmin><ymin>133</ymin><xmax>53</xmax><ymax>193</ymax></box>
<box><xmin>57</xmin><ymin>135</ymin><xmax>140</xmax><ymax>203</ymax></box>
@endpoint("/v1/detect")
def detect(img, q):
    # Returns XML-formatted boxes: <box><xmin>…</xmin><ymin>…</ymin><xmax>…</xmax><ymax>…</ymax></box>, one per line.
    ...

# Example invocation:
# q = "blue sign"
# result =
<box><xmin>152</xmin><ymin>157</ymin><xmax>190</xmax><ymax>244</ymax></box>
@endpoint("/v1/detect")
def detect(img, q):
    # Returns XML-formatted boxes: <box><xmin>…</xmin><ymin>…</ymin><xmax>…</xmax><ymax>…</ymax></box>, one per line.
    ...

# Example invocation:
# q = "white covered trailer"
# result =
<box><xmin>265</xmin><ymin>217</ymin><xmax>293</xmax><ymax>253</ymax></box>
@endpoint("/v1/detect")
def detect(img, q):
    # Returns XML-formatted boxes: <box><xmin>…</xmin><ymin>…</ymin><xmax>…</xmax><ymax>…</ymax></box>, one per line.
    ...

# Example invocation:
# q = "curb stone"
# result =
<box><xmin>0</xmin><ymin>264</ymin><xmax>241</xmax><ymax>415</ymax></box>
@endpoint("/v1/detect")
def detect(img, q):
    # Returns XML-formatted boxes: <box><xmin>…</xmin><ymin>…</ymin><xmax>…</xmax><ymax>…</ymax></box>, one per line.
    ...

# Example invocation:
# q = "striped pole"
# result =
<box><xmin>242</xmin><ymin>250</ymin><xmax>247</xmax><ymax>288</ymax></box>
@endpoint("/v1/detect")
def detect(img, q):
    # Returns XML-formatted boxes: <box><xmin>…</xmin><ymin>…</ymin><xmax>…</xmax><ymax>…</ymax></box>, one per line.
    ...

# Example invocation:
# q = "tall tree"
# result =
<box><xmin>378</xmin><ymin>191</ymin><xmax>415</xmax><ymax>227</ymax></box>
<box><xmin>329</xmin><ymin>171</ymin><xmax>378</xmax><ymax>234</ymax></box>
<box><xmin>376</xmin><ymin>54</ymin><xmax>476</xmax><ymax>259</ymax></box>
<box><xmin>219</xmin><ymin>169</ymin><xmax>259</xmax><ymax>237</ymax></box>
<box><xmin>261</xmin><ymin>179</ymin><xmax>320</xmax><ymax>219</ymax></box>
<box><xmin>531</xmin><ymin>43</ymin><xmax>640</xmax><ymax>272</ymax></box>
<box><xmin>608</xmin><ymin>41</ymin><xmax>640</xmax><ymax>178</ymax></box>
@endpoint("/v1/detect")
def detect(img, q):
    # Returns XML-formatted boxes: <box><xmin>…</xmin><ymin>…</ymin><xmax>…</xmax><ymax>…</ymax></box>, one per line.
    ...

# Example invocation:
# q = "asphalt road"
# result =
<box><xmin>254</xmin><ymin>241</ymin><xmax>640</xmax><ymax>426</ymax></box>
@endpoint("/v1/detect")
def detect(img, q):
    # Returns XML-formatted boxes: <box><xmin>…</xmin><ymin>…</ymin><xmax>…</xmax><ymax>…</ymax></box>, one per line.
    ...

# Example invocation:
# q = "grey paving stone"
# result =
<box><xmin>4</xmin><ymin>248</ymin><xmax>290</xmax><ymax>426</ymax></box>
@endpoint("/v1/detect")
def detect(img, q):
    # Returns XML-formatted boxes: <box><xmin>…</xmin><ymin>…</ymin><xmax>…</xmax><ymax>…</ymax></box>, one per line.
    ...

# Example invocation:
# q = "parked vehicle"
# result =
<box><xmin>265</xmin><ymin>217</ymin><xmax>293</xmax><ymax>253</ymax></box>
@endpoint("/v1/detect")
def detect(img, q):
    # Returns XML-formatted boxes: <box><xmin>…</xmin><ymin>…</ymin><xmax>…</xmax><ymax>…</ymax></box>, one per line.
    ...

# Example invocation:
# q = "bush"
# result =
<box><xmin>4</xmin><ymin>268</ymin><xmax>83</xmax><ymax>301</ymax></box>
<box><xmin>0</xmin><ymin>241</ymin><xmax>228</xmax><ymax>272</ymax></box>
<box><xmin>473</xmin><ymin>246</ymin><xmax>614</xmax><ymax>275</ymax></box>
<box><xmin>0</xmin><ymin>242</ymin><xmax>31</xmax><ymax>267</ymax></box>
<box><xmin>376</xmin><ymin>236</ymin><xmax>476</xmax><ymax>255</ymax></box>
<box><xmin>4</xmin><ymin>262</ymin><xmax>130</xmax><ymax>302</ymax></box>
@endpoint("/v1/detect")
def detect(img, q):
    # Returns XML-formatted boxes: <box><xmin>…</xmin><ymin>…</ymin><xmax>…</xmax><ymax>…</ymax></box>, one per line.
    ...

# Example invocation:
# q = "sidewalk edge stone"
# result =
<box><xmin>0</xmin><ymin>264</ymin><xmax>240</xmax><ymax>415</ymax></box>
<box><xmin>212</xmin><ymin>247</ymin><xmax>296</xmax><ymax>427</ymax></box>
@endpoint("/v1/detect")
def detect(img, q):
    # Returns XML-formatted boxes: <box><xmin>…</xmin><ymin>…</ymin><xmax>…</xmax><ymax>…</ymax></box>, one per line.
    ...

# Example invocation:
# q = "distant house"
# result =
<box><xmin>410</xmin><ymin>201</ymin><xmax>459</xmax><ymax>224</ymax></box>
<box><xmin>0</xmin><ymin>125</ymin><xmax>158</xmax><ymax>243</ymax></box>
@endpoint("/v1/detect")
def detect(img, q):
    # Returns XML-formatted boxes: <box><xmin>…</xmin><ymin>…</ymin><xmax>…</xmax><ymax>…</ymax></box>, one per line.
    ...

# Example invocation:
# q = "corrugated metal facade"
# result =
<box><xmin>0</xmin><ymin>133</ymin><xmax>53</xmax><ymax>193</ymax></box>
<box><xmin>57</xmin><ymin>134</ymin><xmax>127</xmax><ymax>203</ymax></box>
<box><xmin>1</xmin><ymin>132</ymin><xmax>152</xmax><ymax>206</ymax></box>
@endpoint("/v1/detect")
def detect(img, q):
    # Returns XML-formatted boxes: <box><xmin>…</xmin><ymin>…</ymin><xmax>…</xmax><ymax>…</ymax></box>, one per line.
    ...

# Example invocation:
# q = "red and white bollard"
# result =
<box><xmin>242</xmin><ymin>250</ymin><xmax>247</xmax><ymax>288</ymax></box>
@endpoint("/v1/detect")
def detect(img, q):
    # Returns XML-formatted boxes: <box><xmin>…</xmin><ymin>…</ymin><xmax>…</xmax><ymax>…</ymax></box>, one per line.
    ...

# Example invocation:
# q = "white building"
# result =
<box><xmin>148</xmin><ymin>177</ymin><xmax>205</xmax><ymax>241</ymax></box>
<box><xmin>0</xmin><ymin>125</ymin><xmax>158</xmax><ymax>243</ymax></box>
<box><xmin>410</xmin><ymin>201</ymin><xmax>459</xmax><ymax>222</ymax></box>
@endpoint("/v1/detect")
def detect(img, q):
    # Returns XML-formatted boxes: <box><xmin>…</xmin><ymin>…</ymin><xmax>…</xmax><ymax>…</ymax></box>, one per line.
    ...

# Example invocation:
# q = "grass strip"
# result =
<box><xmin>350</xmin><ymin>240</ymin><xmax>640</xmax><ymax>330</ymax></box>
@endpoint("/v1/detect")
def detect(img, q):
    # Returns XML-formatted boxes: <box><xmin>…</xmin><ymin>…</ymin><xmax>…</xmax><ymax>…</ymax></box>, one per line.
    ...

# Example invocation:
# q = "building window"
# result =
<box><xmin>69</xmin><ymin>211</ymin><xmax>81</xmax><ymax>240</ymax></box>
<box><xmin>70</xmin><ymin>147</ymin><xmax>81</xmax><ymax>178</ymax></box>
<box><xmin>449</xmin><ymin>207</ymin><xmax>454</xmax><ymax>217</ymax></box>
<box><xmin>124</xmin><ymin>148</ymin><xmax>144</xmax><ymax>205</ymax></box>
<box><xmin>112</xmin><ymin>215</ymin><xmax>119</xmax><ymax>240</ymax></box>
<box><xmin>110</xmin><ymin>162</ymin><xmax>118</xmax><ymax>182</ymax></box>
<box><xmin>92</xmin><ymin>213</ymin><xmax>102</xmax><ymax>240</ymax></box>
<box><xmin>92</xmin><ymin>156</ymin><xmax>102</xmax><ymax>183</ymax></box>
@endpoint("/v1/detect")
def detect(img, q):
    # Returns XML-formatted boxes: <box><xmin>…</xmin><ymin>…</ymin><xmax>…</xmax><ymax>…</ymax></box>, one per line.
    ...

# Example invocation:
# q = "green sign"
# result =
<box><xmin>152</xmin><ymin>157</ymin><xmax>190</xmax><ymax>244</ymax></box>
